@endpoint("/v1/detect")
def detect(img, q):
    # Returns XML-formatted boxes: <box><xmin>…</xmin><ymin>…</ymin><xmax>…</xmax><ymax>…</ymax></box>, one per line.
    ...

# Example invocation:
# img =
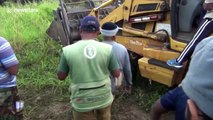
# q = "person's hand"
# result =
<box><xmin>203</xmin><ymin>3</ymin><xmax>213</xmax><ymax>11</ymax></box>
<box><xmin>186</xmin><ymin>99</ymin><xmax>205</xmax><ymax>120</ymax></box>
<box><xmin>92</xmin><ymin>6</ymin><xmax>100</xmax><ymax>12</ymax></box>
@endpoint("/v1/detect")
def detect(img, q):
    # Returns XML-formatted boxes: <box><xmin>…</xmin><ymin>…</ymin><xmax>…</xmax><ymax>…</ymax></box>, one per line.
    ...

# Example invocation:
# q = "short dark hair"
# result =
<box><xmin>101</xmin><ymin>22</ymin><xmax>117</xmax><ymax>30</ymax></box>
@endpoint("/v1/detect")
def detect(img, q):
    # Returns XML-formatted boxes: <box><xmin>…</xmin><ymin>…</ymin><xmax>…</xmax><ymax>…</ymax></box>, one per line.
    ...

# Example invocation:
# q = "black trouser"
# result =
<box><xmin>177</xmin><ymin>18</ymin><xmax>213</xmax><ymax>64</ymax></box>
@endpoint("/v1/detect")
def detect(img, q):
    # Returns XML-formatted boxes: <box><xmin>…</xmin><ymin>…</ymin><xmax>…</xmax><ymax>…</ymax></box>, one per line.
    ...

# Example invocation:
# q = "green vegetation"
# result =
<box><xmin>0</xmin><ymin>1</ymin><xmax>70</xmax><ymax>91</ymax></box>
<box><xmin>132</xmin><ymin>74</ymin><xmax>168</xmax><ymax>111</ymax></box>
<box><xmin>0</xmin><ymin>1</ymin><xmax>57</xmax><ymax>41</ymax></box>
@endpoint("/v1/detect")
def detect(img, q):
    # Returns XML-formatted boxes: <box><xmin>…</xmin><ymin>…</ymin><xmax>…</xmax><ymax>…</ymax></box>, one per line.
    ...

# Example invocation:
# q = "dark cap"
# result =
<box><xmin>80</xmin><ymin>16</ymin><xmax>100</xmax><ymax>32</ymax></box>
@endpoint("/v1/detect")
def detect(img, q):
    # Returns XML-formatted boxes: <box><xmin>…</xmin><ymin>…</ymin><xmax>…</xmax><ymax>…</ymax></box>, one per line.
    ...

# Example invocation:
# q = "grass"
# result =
<box><xmin>0</xmin><ymin>0</ymin><xmax>70</xmax><ymax>92</ymax></box>
<box><xmin>0</xmin><ymin>0</ymin><xmax>57</xmax><ymax>42</ymax></box>
<box><xmin>132</xmin><ymin>72</ymin><xmax>168</xmax><ymax>112</ymax></box>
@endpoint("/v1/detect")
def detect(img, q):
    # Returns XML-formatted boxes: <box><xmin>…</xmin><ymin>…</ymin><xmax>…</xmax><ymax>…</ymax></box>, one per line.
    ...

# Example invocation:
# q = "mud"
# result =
<box><xmin>19</xmin><ymin>87</ymin><xmax>149</xmax><ymax>120</ymax></box>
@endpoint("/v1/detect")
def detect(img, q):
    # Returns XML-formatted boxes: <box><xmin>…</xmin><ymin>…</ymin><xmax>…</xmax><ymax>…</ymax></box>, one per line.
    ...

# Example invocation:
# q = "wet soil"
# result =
<box><xmin>19</xmin><ymin>87</ymin><xmax>149</xmax><ymax>120</ymax></box>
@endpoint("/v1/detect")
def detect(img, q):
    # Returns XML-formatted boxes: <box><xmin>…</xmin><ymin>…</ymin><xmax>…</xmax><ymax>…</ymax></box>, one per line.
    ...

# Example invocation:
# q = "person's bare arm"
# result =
<box><xmin>57</xmin><ymin>71</ymin><xmax>68</xmax><ymax>80</ymax></box>
<box><xmin>112</xmin><ymin>69</ymin><xmax>120</xmax><ymax>78</ymax></box>
<box><xmin>57</xmin><ymin>52</ymin><xmax>69</xmax><ymax>81</ymax></box>
<box><xmin>150</xmin><ymin>99</ymin><xmax>168</xmax><ymax>120</ymax></box>
<box><xmin>0</xmin><ymin>64</ymin><xmax>18</xmax><ymax>84</ymax></box>
<box><xmin>203</xmin><ymin>2</ymin><xmax>213</xmax><ymax>11</ymax></box>
<box><xmin>7</xmin><ymin>64</ymin><xmax>19</xmax><ymax>75</ymax></box>
<box><xmin>108</xmin><ymin>51</ymin><xmax>120</xmax><ymax>78</ymax></box>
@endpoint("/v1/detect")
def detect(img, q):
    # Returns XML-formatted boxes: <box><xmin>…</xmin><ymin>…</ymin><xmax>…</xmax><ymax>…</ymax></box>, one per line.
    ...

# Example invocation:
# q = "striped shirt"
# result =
<box><xmin>0</xmin><ymin>37</ymin><xmax>19</xmax><ymax>88</ymax></box>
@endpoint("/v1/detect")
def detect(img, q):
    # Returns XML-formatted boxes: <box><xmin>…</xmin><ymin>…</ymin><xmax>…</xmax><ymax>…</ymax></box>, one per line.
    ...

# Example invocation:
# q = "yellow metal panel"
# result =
<box><xmin>138</xmin><ymin>57</ymin><xmax>174</xmax><ymax>86</ymax></box>
<box><xmin>99</xmin><ymin>5</ymin><xmax>124</xmax><ymax>25</ymax></box>
<box><xmin>138</xmin><ymin>57</ymin><xmax>187</xmax><ymax>86</ymax></box>
<box><xmin>123</xmin><ymin>0</ymin><xmax>132</xmax><ymax>22</ymax></box>
<box><xmin>142</xmin><ymin>47</ymin><xmax>180</xmax><ymax>62</ymax></box>
<box><xmin>115</xmin><ymin>36</ymin><xmax>163</xmax><ymax>56</ymax></box>
<box><xmin>170</xmin><ymin>38</ymin><xmax>187</xmax><ymax>52</ymax></box>
<box><xmin>145</xmin><ymin>22</ymin><xmax>155</xmax><ymax>32</ymax></box>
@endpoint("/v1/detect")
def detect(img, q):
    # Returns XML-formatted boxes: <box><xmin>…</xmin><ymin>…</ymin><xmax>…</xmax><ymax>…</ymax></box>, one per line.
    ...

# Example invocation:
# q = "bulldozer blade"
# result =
<box><xmin>46</xmin><ymin>9</ymin><xmax>72</xmax><ymax>46</ymax></box>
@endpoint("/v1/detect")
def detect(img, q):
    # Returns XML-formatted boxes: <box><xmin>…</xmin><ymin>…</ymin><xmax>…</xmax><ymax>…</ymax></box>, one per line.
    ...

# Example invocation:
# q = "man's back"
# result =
<box><xmin>103</xmin><ymin>41</ymin><xmax>127</xmax><ymax>68</ymax></box>
<box><xmin>63</xmin><ymin>39</ymin><xmax>116</xmax><ymax>83</ymax></box>
<box><xmin>57</xmin><ymin>16</ymin><xmax>120</xmax><ymax>120</ymax></box>
<box><xmin>61</xmin><ymin>39</ymin><xmax>119</xmax><ymax>112</ymax></box>
<box><xmin>102</xmin><ymin>40</ymin><xmax>132</xmax><ymax>92</ymax></box>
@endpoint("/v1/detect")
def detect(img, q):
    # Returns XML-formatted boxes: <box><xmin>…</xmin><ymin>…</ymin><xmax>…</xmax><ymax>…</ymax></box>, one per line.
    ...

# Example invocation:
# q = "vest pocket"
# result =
<box><xmin>79</xmin><ymin>84</ymin><xmax>106</xmax><ymax>91</ymax></box>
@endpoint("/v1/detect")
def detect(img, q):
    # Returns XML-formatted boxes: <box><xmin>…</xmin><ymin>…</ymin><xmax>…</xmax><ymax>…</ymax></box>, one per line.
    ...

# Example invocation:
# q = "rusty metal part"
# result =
<box><xmin>47</xmin><ymin>0</ymin><xmax>115</xmax><ymax>45</ymax></box>
<box><xmin>120</xmin><ymin>27</ymin><xmax>169</xmax><ymax>42</ymax></box>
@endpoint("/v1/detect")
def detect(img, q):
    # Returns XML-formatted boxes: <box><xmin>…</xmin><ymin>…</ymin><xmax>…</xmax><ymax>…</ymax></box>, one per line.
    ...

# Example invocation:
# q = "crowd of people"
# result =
<box><xmin>0</xmin><ymin>0</ymin><xmax>212</xmax><ymax>120</ymax></box>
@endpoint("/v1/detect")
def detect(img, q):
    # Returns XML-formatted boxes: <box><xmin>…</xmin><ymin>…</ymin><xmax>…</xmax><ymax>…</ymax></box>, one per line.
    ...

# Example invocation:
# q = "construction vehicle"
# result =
<box><xmin>47</xmin><ymin>0</ymin><xmax>204</xmax><ymax>87</ymax></box>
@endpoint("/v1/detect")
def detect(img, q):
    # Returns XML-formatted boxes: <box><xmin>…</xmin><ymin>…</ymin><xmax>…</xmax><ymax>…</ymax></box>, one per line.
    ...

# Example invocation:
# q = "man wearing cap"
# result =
<box><xmin>56</xmin><ymin>16</ymin><xmax>120</xmax><ymax>120</ymax></box>
<box><xmin>100</xmin><ymin>22</ymin><xmax>132</xmax><ymax>94</ymax></box>
<box><xmin>150</xmin><ymin>36</ymin><xmax>213</xmax><ymax>120</ymax></box>
<box><xmin>167</xmin><ymin>0</ymin><xmax>213</xmax><ymax>68</ymax></box>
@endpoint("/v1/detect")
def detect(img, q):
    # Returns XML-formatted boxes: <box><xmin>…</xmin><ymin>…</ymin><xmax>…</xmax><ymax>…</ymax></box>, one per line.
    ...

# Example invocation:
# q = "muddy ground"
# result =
<box><xmin>19</xmin><ymin>87</ymin><xmax>174</xmax><ymax>120</ymax></box>
<box><xmin>19</xmin><ymin>87</ymin><xmax>149</xmax><ymax>120</ymax></box>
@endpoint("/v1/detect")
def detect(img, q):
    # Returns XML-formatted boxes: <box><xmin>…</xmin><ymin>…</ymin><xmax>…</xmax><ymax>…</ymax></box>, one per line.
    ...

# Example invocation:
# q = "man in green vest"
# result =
<box><xmin>57</xmin><ymin>16</ymin><xmax>120</xmax><ymax>120</ymax></box>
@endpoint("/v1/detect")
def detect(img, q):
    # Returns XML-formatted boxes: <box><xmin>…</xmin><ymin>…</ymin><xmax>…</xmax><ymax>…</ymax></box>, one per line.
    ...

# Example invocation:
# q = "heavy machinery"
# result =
<box><xmin>47</xmin><ymin>0</ymin><xmax>204</xmax><ymax>87</ymax></box>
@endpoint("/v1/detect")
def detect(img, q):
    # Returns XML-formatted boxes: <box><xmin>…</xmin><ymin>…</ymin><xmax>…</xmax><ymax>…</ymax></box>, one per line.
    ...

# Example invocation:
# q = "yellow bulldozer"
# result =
<box><xmin>47</xmin><ymin>0</ymin><xmax>204</xmax><ymax>87</ymax></box>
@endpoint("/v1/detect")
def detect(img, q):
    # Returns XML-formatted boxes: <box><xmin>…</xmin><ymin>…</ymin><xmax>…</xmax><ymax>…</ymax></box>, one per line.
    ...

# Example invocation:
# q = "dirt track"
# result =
<box><xmin>19</xmin><ymin>87</ymin><xmax>149</xmax><ymax>120</ymax></box>
<box><xmin>19</xmin><ymin>86</ymin><xmax>175</xmax><ymax>120</ymax></box>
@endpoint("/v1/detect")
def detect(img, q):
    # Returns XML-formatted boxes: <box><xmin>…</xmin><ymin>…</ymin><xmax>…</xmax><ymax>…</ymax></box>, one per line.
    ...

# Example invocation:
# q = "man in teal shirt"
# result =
<box><xmin>57</xmin><ymin>16</ymin><xmax>120</xmax><ymax>120</ymax></box>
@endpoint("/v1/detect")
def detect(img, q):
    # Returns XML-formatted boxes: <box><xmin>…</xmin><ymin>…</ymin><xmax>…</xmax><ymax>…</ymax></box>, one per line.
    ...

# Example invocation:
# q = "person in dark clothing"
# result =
<box><xmin>167</xmin><ymin>0</ymin><xmax>213</xmax><ymax>68</ymax></box>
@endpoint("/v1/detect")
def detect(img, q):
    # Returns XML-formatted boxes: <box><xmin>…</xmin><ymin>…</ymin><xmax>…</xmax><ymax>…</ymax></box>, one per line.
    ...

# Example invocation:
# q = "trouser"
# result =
<box><xmin>72</xmin><ymin>105</ymin><xmax>111</xmax><ymax>120</ymax></box>
<box><xmin>0</xmin><ymin>86</ymin><xmax>23</xmax><ymax>120</ymax></box>
<box><xmin>160</xmin><ymin>87</ymin><xmax>189</xmax><ymax>120</ymax></box>
<box><xmin>177</xmin><ymin>18</ymin><xmax>213</xmax><ymax>64</ymax></box>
